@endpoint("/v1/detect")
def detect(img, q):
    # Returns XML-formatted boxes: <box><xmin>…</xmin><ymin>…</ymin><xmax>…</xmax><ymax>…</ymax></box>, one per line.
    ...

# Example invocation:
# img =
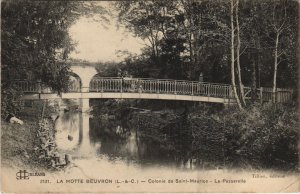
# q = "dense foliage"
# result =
<box><xmin>1</xmin><ymin>1</ymin><xmax>106</xmax><ymax>118</ymax></box>
<box><xmin>1</xmin><ymin>1</ymin><xmax>79</xmax><ymax>88</ymax></box>
<box><xmin>115</xmin><ymin>0</ymin><xmax>298</xmax><ymax>89</ymax></box>
<box><xmin>189</xmin><ymin>103</ymin><xmax>298</xmax><ymax>170</ymax></box>
<box><xmin>1</xmin><ymin>84</ymin><xmax>24</xmax><ymax>119</ymax></box>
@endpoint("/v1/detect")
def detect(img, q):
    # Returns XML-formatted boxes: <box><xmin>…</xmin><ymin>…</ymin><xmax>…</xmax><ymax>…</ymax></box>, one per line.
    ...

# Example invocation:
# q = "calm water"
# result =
<box><xmin>54</xmin><ymin>111</ymin><xmax>195</xmax><ymax>169</ymax></box>
<box><xmin>45</xmin><ymin>109</ymin><xmax>298</xmax><ymax>194</ymax></box>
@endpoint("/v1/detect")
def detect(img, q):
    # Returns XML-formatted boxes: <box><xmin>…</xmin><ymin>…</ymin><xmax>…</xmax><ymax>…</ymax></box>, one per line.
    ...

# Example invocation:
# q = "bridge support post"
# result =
<box><xmin>80</xmin><ymin>77</ymin><xmax>92</xmax><ymax>113</ymax></box>
<box><xmin>80</xmin><ymin>99</ymin><xmax>90</xmax><ymax>112</ymax></box>
<box><xmin>80</xmin><ymin>84</ymin><xmax>90</xmax><ymax>112</ymax></box>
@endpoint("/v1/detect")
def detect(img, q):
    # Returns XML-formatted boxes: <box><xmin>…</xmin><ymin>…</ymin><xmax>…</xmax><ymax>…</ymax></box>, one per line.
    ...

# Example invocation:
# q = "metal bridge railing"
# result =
<box><xmin>13</xmin><ymin>78</ymin><xmax>293</xmax><ymax>102</ymax></box>
<box><xmin>13</xmin><ymin>81</ymin><xmax>41</xmax><ymax>93</ymax></box>
<box><xmin>89</xmin><ymin>77</ymin><xmax>233</xmax><ymax>99</ymax></box>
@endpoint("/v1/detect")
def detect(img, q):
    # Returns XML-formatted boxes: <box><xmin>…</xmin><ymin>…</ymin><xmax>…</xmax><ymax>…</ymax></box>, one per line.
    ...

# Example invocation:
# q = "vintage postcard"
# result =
<box><xmin>1</xmin><ymin>0</ymin><xmax>299</xmax><ymax>193</ymax></box>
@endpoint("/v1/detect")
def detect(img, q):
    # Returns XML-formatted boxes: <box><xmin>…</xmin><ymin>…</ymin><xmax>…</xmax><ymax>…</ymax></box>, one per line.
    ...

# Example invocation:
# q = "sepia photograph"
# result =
<box><xmin>1</xmin><ymin>0</ymin><xmax>299</xmax><ymax>193</ymax></box>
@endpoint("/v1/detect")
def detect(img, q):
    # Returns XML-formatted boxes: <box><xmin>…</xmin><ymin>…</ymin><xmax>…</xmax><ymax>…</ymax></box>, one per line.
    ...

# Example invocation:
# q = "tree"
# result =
<box><xmin>253</xmin><ymin>0</ymin><xmax>294</xmax><ymax>94</ymax></box>
<box><xmin>2</xmin><ymin>1</ymin><xmax>107</xmax><ymax>90</ymax></box>
<box><xmin>235</xmin><ymin>0</ymin><xmax>246</xmax><ymax>106</ymax></box>
<box><xmin>1</xmin><ymin>0</ymin><xmax>107</xmax><ymax>117</ymax></box>
<box><xmin>114</xmin><ymin>0</ymin><xmax>298</xmax><ymax>106</ymax></box>
<box><xmin>115</xmin><ymin>1</ymin><xmax>189</xmax><ymax>79</ymax></box>
<box><xmin>115</xmin><ymin>1</ymin><xmax>166</xmax><ymax>62</ymax></box>
<box><xmin>230</xmin><ymin>0</ymin><xmax>243</xmax><ymax>109</ymax></box>
<box><xmin>268</xmin><ymin>0</ymin><xmax>297</xmax><ymax>102</ymax></box>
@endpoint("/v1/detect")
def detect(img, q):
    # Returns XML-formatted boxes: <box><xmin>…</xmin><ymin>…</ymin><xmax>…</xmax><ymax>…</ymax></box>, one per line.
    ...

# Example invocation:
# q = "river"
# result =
<box><xmin>54</xmin><ymin>110</ymin><xmax>195</xmax><ymax>170</ymax></box>
<box><xmin>3</xmin><ymin>104</ymin><xmax>296</xmax><ymax>193</ymax></box>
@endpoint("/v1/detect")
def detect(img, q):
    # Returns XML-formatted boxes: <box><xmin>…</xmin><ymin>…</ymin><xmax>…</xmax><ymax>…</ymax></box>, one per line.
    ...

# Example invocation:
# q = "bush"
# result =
<box><xmin>189</xmin><ymin>103</ymin><xmax>299</xmax><ymax>170</ymax></box>
<box><xmin>1</xmin><ymin>83</ymin><xmax>24</xmax><ymax>120</ymax></box>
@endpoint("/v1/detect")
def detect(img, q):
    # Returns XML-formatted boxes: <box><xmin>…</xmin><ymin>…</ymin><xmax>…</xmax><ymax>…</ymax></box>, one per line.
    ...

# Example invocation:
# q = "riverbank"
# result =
<box><xmin>1</xmin><ymin>101</ymin><xmax>67</xmax><ymax>171</ymax></box>
<box><xmin>1</xmin><ymin>118</ymin><xmax>38</xmax><ymax>169</ymax></box>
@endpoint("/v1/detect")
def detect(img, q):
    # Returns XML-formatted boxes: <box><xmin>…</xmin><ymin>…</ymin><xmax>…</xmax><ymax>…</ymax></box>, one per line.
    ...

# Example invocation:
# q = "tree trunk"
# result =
<box><xmin>235</xmin><ymin>0</ymin><xmax>246</xmax><ymax>106</ymax></box>
<box><xmin>188</xmin><ymin>11</ymin><xmax>194</xmax><ymax>80</ymax></box>
<box><xmin>272</xmin><ymin>33</ymin><xmax>279</xmax><ymax>103</ymax></box>
<box><xmin>231</xmin><ymin>0</ymin><xmax>242</xmax><ymax>109</ymax></box>
<box><xmin>189</xmin><ymin>31</ymin><xmax>193</xmax><ymax>79</ymax></box>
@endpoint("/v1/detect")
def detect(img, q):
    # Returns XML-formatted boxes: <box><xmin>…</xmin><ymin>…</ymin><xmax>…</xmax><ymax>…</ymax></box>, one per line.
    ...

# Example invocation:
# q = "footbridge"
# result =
<box><xmin>13</xmin><ymin>65</ymin><xmax>293</xmax><ymax>111</ymax></box>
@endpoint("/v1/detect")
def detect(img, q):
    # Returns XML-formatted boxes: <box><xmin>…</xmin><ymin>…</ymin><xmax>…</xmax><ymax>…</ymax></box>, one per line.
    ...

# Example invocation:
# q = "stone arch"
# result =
<box><xmin>70</xmin><ymin>65</ymin><xmax>98</xmax><ymax>92</ymax></box>
<box><xmin>88</xmin><ymin>73</ymin><xmax>103</xmax><ymax>89</ymax></box>
<box><xmin>69</xmin><ymin>72</ymin><xmax>82</xmax><ymax>92</ymax></box>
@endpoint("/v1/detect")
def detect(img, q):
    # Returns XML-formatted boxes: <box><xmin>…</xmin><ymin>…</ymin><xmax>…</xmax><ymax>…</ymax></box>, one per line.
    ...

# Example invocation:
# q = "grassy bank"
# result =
<box><xmin>1</xmin><ymin>118</ymin><xmax>38</xmax><ymax>169</ymax></box>
<box><xmin>1</xmin><ymin>101</ymin><xmax>62</xmax><ymax>170</ymax></box>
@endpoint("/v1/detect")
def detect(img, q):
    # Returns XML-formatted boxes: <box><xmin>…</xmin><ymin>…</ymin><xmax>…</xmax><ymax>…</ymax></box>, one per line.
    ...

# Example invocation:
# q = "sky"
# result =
<box><xmin>69</xmin><ymin>2</ymin><xmax>145</xmax><ymax>63</ymax></box>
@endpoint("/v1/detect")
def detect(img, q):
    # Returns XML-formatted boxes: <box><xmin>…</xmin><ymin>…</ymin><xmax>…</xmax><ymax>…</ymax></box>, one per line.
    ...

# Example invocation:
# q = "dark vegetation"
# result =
<box><xmin>188</xmin><ymin>103</ymin><xmax>298</xmax><ymax>170</ymax></box>
<box><xmin>114</xmin><ymin>0</ymin><xmax>298</xmax><ymax>87</ymax></box>
<box><xmin>1</xmin><ymin>0</ymin><xmax>107</xmax><ymax>118</ymax></box>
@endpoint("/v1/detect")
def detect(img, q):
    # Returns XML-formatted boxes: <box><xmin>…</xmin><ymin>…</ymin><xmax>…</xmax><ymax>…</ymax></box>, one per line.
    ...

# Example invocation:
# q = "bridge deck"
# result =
<box><xmin>14</xmin><ymin>77</ymin><xmax>293</xmax><ymax>103</ymax></box>
<box><xmin>21</xmin><ymin>92</ymin><xmax>234</xmax><ymax>103</ymax></box>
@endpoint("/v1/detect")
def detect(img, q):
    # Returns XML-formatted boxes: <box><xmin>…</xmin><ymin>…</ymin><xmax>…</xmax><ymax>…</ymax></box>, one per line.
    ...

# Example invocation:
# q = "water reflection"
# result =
<box><xmin>55</xmin><ymin>112</ymin><xmax>96</xmax><ymax>155</ymax></box>
<box><xmin>89</xmin><ymin>121</ymin><xmax>140</xmax><ymax>162</ymax></box>
<box><xmin>55</xmin><ymin>112</ymin><xmax>80</xmax><ymax>150</ymax></box>
<box><xmin>55</xmin><ymin>111</ymin><xmax>196</xmax><ymax>169</ymax></box>
<box><xmin>89</xmin><ymin>115</ymin><xmax>191</xmax><ymax>167</ymax></box>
